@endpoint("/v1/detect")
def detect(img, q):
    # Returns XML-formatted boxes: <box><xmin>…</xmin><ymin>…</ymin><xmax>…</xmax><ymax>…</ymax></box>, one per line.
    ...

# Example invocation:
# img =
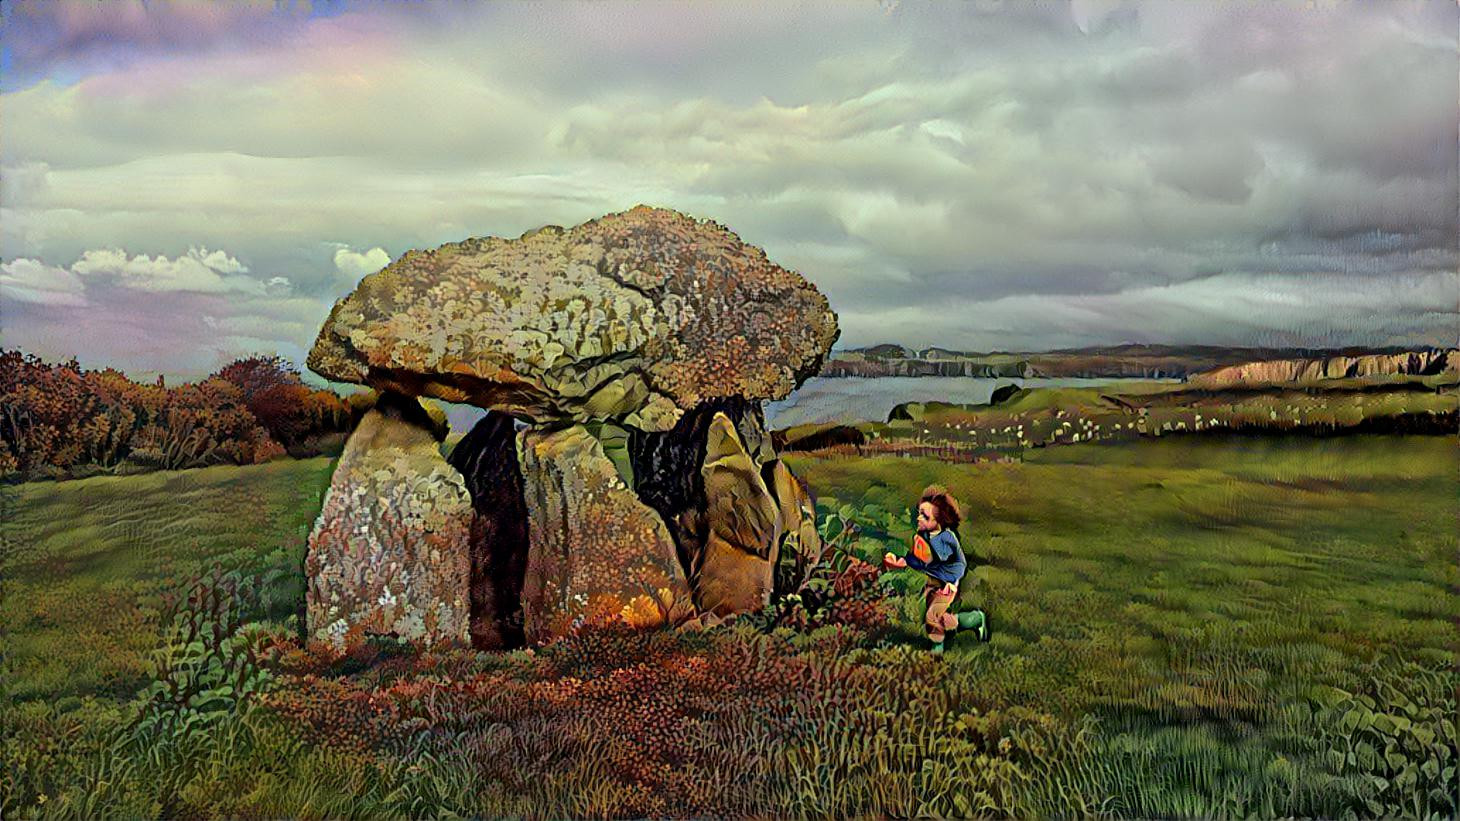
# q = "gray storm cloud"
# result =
<box><xmin>0</xmin><ymin>0</ymin><xmax>1455</xmax><ymax>379</ymax></box>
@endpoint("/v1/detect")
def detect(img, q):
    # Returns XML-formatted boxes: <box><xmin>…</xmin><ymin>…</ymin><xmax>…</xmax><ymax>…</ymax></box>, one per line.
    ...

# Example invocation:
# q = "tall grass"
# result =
<box><xmin>3</xmin><ymin>437</ymin><xmax>1456</xmax><ymax>817</ymax></box>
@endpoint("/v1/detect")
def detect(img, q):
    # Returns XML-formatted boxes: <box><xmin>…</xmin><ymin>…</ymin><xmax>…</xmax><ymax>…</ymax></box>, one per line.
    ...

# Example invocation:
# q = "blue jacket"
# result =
<box><xmin>904</xmin><ymin>529</ymin><xmax>967</xmax><ymax>585</ymax></box>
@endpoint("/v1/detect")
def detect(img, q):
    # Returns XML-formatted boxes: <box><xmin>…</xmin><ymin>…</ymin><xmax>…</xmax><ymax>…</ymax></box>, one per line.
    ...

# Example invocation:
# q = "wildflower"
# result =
<box><xmin>998</xmin><ymin>737</ymin><xmax>1013</xmax><ymax>754</ymax></box>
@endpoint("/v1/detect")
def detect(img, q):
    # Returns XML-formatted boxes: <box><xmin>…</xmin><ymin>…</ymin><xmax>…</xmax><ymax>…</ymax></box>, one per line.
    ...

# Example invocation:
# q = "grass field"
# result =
<box><xmin>779</xmin><ymin>377</ymin><xmax>1458</xmax><ymax>462</ymax></box>
<box><xmin>2</xmin><ymin>434</ymin><xmax>1456</xmax><ymax>817</ymax></box>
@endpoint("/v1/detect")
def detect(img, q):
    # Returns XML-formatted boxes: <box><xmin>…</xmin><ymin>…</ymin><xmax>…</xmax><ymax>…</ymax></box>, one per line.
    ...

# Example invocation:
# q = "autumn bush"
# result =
<box><xmin>215</xmin><ymin>355</ymin><xmax>357</xmax><ymax>456</ymax></box>
<box><xmin>0</xmin><ymin>349</ymin><xmax>360</xmax><ymax>480</ymax></box>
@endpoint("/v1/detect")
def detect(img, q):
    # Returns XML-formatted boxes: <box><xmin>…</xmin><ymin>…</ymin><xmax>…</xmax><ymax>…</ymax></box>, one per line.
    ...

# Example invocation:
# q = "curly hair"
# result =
<box><xmin>920</xmin><ymin>484</ymin><xmax>962</xmax><ymax>532</ymax></box>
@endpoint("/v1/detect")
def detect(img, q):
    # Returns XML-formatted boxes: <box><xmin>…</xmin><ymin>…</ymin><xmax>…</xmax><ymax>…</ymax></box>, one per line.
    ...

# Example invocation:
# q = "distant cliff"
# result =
<box><xmin>1188</xmin><ymin>349</ymin><xmax>1458</xmax><ymax>387</ymax></box>
<box><xmin>823</xmin><ymin>355</ymin><xmax>1035</xmax><ymax>378</ymax></box>
<box><xmin>818</xmin><ymin>344</ymin><xmax>1383</xmax><ymax>379</ymax></box>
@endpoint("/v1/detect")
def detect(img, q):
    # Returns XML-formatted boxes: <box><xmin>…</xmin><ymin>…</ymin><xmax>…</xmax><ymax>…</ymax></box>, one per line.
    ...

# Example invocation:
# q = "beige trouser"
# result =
<box><xmin>923</xmin><ymin>577</ymin><xmax>959</xmax><ymax>643</ymax></box>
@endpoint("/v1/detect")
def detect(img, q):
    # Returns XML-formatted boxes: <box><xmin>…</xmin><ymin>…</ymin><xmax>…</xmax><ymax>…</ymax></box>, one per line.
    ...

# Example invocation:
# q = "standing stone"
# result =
<box><xmin>626</xmin><ymin>396</ymin><xmax>771</xmax><ymax>588</ymax></box>
<box><xmin>305</xmin><ymin>393</ymin><xmax>472</xmax><ymax>651</ymax></box>
<box><xmin>767</xmin><ymin>459</ymin><xmax>822</xmax><ymax>595</ymax></box>
<box><xmin>517</xmin><ymin>424</ymin><xmax>693</xmax><ymax>645</ymax></box>
<box><xmin>695</xmin><ymin>412</ymin><xmax>781</xmax><ymax>616</ymax></box>
<box><xmin>448</xmin><ymin>411</ymin><xmax>531</xmax><ymax>651</ymax></box>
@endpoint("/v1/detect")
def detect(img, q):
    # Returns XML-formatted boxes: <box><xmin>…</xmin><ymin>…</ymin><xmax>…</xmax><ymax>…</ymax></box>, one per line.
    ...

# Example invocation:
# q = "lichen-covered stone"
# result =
<box><xmin>304</xmin><ymin>394</ymin><xmax>472</xmax><ymax>652</ymax></box>
<box><xmin>626</xmin><ymin>396</ymin><xmax>772</xmax><ymax>588</ymax></box>
<box><xmin>767</xmin><ymin>459</ymin><xmax>822</xmax><ymax>595</ymax></box>
<box><xmin>517</xmin><ymin>424</ymin><xmax>694</xmax><ymax>645</ymax></box>
<box><xmin>307</xmin><ymin>206</ymin><xmax>840</xmax><ymax>431</ymax></box>
<box><xmin>447</xmin><ymin>410</ymin><xmax>530</xmax><ymax>651</ymax></box>
<box><xmin>694</xmin><ymin>412</ymin><xmax>781</xmax><ymax>616</ymax></box>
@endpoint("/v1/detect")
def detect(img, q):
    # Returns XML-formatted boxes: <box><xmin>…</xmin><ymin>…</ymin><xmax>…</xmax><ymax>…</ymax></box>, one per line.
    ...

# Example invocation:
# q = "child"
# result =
<box><xmin>883</xmin><ymin>485</ymin><xmax>988</xmax><ymax>653</ymax></box>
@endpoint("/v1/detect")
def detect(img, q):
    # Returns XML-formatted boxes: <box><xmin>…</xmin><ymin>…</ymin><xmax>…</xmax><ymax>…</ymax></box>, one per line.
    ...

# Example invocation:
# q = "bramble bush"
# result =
<box><xmin>760</xmin><ymin>501</ymin><xmax>908</xmax><ymax>637</ymax></box>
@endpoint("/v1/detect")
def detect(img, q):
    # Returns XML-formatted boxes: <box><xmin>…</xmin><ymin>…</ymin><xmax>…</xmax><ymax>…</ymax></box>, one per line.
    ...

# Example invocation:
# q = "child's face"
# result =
<box><xmin>917</xmin><ymin>502</ymin><xmax>938</xmax><ymax>531</ymax></box>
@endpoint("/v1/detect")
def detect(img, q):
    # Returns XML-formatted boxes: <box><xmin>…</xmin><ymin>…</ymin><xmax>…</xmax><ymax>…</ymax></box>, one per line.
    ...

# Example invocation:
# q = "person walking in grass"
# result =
<box><xmin>883</xmin><ymin>485</ymin><xmax>988</xmax><ymax>654</ymax></box>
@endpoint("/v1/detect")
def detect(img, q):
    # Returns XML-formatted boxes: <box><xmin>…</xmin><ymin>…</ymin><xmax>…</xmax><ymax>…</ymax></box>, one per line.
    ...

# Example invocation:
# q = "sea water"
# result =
<box><xmin>440</xmin><ymin>376</ymin><xmax>1177</xmax><ymax>435</ymax></box>
<box><xmin>763</xmin><ymin>376</ymin><xmax>1177</xmax><ymax>428</ymax></box>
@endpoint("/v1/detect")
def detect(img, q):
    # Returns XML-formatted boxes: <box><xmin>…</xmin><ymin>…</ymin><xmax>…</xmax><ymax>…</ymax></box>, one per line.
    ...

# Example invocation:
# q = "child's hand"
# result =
<box><xmin>939</xmin><ymin>582</ymin><xmax>958</xmax><ymax>597</ymax></box>
<box><xmin>882</xmin><ymin>552</ymin><xmax>907</xmax><ymax>570</ymax></box>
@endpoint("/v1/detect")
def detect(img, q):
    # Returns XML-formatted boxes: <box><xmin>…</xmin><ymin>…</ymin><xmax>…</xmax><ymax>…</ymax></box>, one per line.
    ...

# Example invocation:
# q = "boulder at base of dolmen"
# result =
<box><xmin>304</xmin><ymin>392</ymin><xmax>472</xmax><ymax>652</ymax></box>
<box><xmin>694</xmin><ymin>412</ymin><xmax>781</xmax><ymax>616</ymax></box>
<box><xmin>517</xmin><ymin>424</ymin><xmax>695</xmax><ymax>645</ymax></box>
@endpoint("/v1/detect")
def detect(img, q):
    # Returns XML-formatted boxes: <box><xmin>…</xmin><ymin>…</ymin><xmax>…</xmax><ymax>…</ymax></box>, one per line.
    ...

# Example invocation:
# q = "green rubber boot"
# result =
<box><xmin>956</xmin><ymin>609</ymin><xmax>988</xmax><ymax>641</ymax></box>
<box><xmin>929</xmin><ymin>641</ymin><xmax>945</xmax><ymax>655</ymax></box>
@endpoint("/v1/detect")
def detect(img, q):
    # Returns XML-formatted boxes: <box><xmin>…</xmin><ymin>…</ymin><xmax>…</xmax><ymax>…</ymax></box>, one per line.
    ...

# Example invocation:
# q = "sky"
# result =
<box><xmin>1</xmin><ymin>0</ymin><xmax>1456</xmax><ymax>383</ymax></box>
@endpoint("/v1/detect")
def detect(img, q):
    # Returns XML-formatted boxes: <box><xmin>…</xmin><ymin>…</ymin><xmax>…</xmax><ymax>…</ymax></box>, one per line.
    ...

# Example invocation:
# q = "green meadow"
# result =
<box><xmin>2</xmin><ymin>433</ymin><xmax>1456</xmax><ymax>818</ymax></box>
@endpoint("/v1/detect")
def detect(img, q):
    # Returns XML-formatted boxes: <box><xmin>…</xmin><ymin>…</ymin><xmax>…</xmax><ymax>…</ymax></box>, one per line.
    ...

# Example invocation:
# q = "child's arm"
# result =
<box><xmin>885</xmin><ymin>535</ymin><xmax>939</xmax><ymax>573</ymax></box>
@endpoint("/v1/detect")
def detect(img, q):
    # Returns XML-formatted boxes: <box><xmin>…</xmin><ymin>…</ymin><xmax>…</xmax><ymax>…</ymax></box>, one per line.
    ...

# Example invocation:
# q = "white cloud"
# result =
<box><xmin>0</xmin><ymin>258</ymin><xmax>88</xmax><ymax>306</ymax></box>
<box><xmin>197</xmin><ymin>247</ymin><xmax>248</xmax><ymax>274</ymax></box>
<box><xmin>70</xmin><ymin>246</ymin><xmax>260</xmax><ymax>293</ymax></box>
<box><xmin>333</xmin><ymin>246</ymin><xmax>391</xmax><ymax>281</ymax></box>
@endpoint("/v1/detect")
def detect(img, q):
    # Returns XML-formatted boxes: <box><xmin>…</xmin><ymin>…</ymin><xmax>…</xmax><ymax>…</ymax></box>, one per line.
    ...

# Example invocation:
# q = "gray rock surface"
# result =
<box><xmin>308</xmin><ymin>205</ymin><xmax>839</xmax><ymax>432</ymax></box>
<box><xmin>304</xmin><ymin>394</ymin><xmax>472</xmax><ymax>651</ymax></box>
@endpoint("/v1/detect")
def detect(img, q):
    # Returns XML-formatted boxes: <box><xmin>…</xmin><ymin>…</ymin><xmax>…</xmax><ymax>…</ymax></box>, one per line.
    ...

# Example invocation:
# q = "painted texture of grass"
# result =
<box><xmin>3</xmin><ymin>436</ymin><xmax>1457</xmax><ymax>818</ymax></box>
<box><xmin>789</xmin><ymin>434</ymin><xmax>1458</xmax><ymax>817</ymax></box>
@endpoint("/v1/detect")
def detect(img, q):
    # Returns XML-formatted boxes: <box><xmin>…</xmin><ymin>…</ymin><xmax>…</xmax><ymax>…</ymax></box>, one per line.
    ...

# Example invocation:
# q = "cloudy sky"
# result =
<box><xmin>2</xmin><ymin>1</ymin><xmax>1456</xmax><ymax>382</ymax></box>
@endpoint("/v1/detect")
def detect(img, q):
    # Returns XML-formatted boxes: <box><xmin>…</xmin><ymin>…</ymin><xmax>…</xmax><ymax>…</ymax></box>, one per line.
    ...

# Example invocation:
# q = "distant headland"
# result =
<box><xmin>821</xmin><ymin>344</ymin><xmax>1458</xmax><ymax>382</ymax></box>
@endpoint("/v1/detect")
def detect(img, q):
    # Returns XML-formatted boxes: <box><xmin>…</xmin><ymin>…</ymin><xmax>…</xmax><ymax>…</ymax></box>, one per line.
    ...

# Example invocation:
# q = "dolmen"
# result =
<box><xmin>303</xmin><ymin>206</ymin><xmax>836</xmax><ymax>651</ymax></box>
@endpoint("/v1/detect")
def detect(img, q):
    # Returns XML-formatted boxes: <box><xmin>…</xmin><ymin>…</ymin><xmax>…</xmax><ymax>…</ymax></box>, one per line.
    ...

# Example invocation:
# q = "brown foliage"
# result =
<box><xmin>260</xmin><ymin>620</ymin><xmax>890</xmax><ymax>816</ymax></box>
<box><xmin>0</xmin><ymin>348</ymin><xmax>358</xmax><ymax>478</ymax></box>
<box><xmin>215</xmin><ymin>355</ymin><xmax>354</xmax><ymax>452</ymax></box>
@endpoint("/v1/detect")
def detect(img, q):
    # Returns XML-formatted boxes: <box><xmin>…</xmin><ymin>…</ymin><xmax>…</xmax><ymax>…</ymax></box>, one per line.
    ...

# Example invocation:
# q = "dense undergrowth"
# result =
<box><xmin>3</xmin><ymin>435</ymin><xmax>1456</xmax><ymax>818</ymax></box>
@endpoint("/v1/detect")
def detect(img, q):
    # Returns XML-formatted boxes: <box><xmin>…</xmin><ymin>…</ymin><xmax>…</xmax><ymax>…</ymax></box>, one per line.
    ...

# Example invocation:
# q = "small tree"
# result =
<box><xmin>214</xmin><ymin>356</ymin><xmax>352</xmax><ymax>451</ymax></box>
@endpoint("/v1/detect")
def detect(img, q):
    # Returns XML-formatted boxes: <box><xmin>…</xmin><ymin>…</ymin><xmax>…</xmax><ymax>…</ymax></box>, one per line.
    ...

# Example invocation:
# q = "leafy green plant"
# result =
<box><xmin>1306</xmin><ymin>660</ymin><xmax>1458</xmax><ymax>818</ymax></box>
<box><xmin>129</xmin><ymin>567</ymin><xmax>278</xmax><ymax>743</ymax></box>
<box><xmin>758</xmin><ymin>502</ymin><xmax>903</xmax><ymax>636</ymax></box>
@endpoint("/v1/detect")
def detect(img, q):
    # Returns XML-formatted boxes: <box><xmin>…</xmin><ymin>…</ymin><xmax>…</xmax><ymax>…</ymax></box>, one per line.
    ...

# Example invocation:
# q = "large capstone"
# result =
<box><xmin>516</xmin><ymin>424</ymin><xmax>694</xmax><ymax>645</ymax></box>
<box><xmin>307</xmin><ymin>206</ymin><xmax>839</xmax><ymax>431</ymax></box>
<box><xmin>304</xmin><ymin>393</ymin><xmax>472</xmax><ymax>652</ymax></box>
